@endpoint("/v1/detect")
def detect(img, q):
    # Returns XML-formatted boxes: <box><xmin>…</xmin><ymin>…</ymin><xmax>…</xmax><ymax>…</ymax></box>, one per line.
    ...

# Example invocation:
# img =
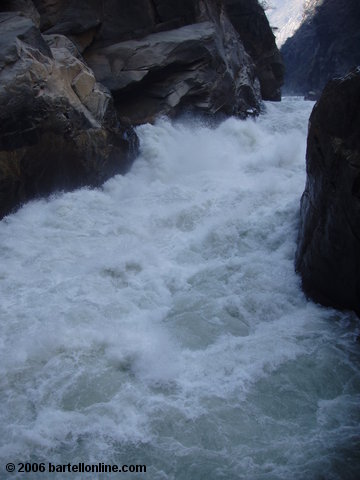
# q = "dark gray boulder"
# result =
<box><xmin>295</xmin><ymin>68</ymin><xmax>360</xmax><ymax>315</ymax></box>
<box><xmin>0</xmin><ymin>13</ymin><xmax>137</xmax><ymax>219</ymax></box>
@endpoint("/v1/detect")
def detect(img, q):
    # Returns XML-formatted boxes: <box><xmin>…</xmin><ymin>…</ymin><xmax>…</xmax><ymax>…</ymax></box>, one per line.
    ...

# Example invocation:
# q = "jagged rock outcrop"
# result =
<box><xmin>224</xmin><ymin>0</ymin><xmax>284</xmax><ymax>100</ymax></box>
<box><xmin>281</xmin><ymin>0</ymin><xmax>360</xmax><ymax>96</ymax></box>
<box><xmin>85</xmin><ymin>18</ymin><xmax>261</xmax><ymax>125</ymax></box>
<box><xmin>32</xmin><ymin>0</ymin><xmax>283</xmax><ymax>123</ymax></box>
<box><xmin>0</xmin><ymin>0</ymin><xmax>283</xmax><ymax>217</ymax></box>
<box><xmin>295</xmin><ymin>68</ymin><xmax>360</xmax><ymax>316</ymax></box>
<box><xmin>0</xmin><ymin>12</ymin><xmax>137</xmax><ymax>219</ymax></box>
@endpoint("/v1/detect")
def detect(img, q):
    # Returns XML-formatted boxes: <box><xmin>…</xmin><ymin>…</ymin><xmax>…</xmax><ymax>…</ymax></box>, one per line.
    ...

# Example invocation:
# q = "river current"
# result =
<box><xmin>0</xmin><ymin>98</ymin><xmax>359</xmax><ymax>479</ymax></box>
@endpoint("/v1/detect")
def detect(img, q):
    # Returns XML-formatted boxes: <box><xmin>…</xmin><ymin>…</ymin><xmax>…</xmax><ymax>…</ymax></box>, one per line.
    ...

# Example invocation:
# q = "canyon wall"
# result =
<box><xmin>281</xmin><ymin>0</ymin><xmax>360</xmax><ymax>96</ymax></box>
<box><xmin>0</xmin><ymin>0</ymin><xmax>283</xmax><ymax>218</ymax></box>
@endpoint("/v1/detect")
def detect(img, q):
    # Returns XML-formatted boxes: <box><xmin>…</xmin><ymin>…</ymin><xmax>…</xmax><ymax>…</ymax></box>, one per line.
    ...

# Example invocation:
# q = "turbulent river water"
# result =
<box><xmin>1</xmin><ymin>98</ymin><xmax>360</xmax><ymax>480</ymax></box>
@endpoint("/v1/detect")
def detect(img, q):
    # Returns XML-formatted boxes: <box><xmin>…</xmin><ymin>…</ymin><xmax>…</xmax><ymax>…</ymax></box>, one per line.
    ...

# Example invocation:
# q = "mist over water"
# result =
<box><xmin>0</xmin><ymin>98</ymin><xmax>359</xmax><ymax>479</ymax></box>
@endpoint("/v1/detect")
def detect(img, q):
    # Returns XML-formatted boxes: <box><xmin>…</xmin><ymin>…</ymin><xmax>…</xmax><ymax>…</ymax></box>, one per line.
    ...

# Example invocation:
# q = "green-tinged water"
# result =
<box><xmin>0</xmin><ymin>99</ymin><xmax>359</xmax><ymax>479</ymax></box>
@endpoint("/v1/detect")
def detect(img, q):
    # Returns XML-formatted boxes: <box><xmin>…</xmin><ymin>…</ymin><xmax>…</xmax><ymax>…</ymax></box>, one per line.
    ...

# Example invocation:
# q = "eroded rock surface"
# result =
<box><xmin>32</xmin><ymin>0</ymin><xmax>283</xmax><ymax>123</ymax></box>
<box><xmin>85</xmin><ymin>18</ymin><xmax>261</xmax><ymax>124</ymax></box>
<box><xmin>0</xmin><ymin>13</ymin><xmax>137</xmax><ymax>219</ymax></box>
<box><xmin>0</xmin><ymin>1</ymin><xmax>283</xmax><ymax>217</ymax></box>
<box><xmin>224</xmin><ymin>0</ymin><xmax>284</xmax><ymax>100</ymax></box>
<box><xmin>295</xmin><ymin>69</ymin><xmax>360</xmax><ymax>315</ymax></box>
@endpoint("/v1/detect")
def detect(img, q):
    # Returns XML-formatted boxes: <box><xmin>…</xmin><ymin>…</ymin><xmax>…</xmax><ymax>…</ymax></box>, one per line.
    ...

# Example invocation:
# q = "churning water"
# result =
<box><xmin>0</xmin><ymin>98</ymin><xmax>359</xmax><ymax>479</ymax></box>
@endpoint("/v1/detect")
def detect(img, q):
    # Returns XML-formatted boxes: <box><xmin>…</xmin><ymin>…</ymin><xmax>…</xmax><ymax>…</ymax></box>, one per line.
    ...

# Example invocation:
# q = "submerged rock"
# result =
<box><xmin>304</xmin><ymin>90</ymin><xmax>319</xmax><ymax>101</ymax></box>
<box><xmin>0</xmin><ymin>13</ymin><xmax>137</xmax><ymax>219</ymax></box>
<box><xmin>295</xmin><ymin>68</ymin><xmax>360</xmax><ymax>316</ymax></box>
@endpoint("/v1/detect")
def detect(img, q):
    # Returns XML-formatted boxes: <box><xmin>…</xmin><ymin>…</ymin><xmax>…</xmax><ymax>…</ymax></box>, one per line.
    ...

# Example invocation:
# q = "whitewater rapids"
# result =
<box><xmin>0</xmin><ymin>98</ymin><xmax>359</xmax><ymax>479</ymax></box>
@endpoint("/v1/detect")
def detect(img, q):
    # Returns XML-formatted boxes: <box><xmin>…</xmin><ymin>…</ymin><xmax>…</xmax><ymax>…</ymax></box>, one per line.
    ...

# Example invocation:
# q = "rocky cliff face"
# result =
<box><xmin>224</xmin><ymin>0</ymin><xmax>284</xmax><ymax>100</ymax></box>
<box><xmin>265</xmin><ymin>0</ymin><xmax>306</xmax><ymax>48</ymax></box>
<box><xmin>32</xmin><ymin>0</ymin><xmax>283</xmax><ymax>123</ymax></box>
<box><xmin>0</xmin><ymin>12</ymin><xmax>137</xmax><ymax>219</ymax></box>
<box><xmin>295</xmin><ymin>68</ymin><xmax>360</xmax><ymax>316</ymax></box>
<box><xmin>281</xmin><ymin>0</ymin><xmax>360</xmax><ymax>96</ymax></box>
<box><xmin>0</xmin><ymin>0</ymin><xmax>283</xmax><ymax>218</ymax></box>
<box><xmin>84</xmin><ymin>11</ymin><xmax>261</xmax><ymax>125</ymax></box>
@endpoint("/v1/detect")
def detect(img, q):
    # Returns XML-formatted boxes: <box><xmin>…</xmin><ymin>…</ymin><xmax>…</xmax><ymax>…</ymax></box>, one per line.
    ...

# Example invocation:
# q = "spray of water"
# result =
<box><xmin>0</xmin><ymin>98</ymin><xmax>359</xmax><ymax>479</ymax></box>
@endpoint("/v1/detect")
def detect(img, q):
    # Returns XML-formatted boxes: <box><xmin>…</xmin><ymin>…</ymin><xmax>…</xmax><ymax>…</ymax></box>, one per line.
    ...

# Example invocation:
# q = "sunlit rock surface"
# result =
<box><xmin>0</xmin><ymin>13</ymin><xmax>137</xmax><ymax>219</ymax></box>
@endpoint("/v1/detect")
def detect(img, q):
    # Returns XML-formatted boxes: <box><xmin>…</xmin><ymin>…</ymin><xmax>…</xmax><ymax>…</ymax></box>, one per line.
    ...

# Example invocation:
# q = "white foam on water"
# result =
<box><xmin>0</xmin><ymin>98</ymin><xmax>359</xmax><ymax>479</ymax></box>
